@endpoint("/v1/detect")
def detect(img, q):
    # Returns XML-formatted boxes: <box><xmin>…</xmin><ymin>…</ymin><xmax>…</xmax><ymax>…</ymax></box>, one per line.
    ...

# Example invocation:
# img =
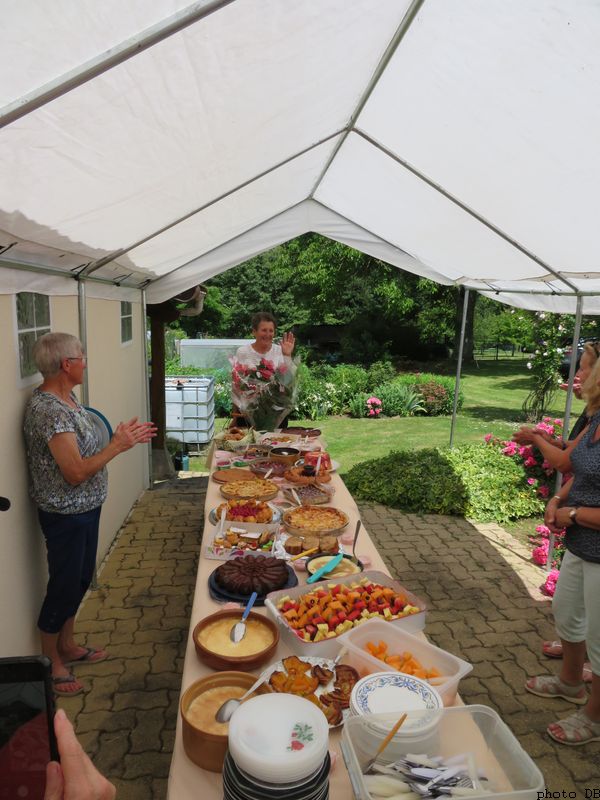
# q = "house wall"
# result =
<box><xmin>0</xmin><ymin>289</ymin><xmax>148</xmax><ymax>656</ymax></box>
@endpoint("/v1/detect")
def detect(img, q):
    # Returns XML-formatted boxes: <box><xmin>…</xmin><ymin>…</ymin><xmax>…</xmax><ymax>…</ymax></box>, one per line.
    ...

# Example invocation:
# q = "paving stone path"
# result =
<box><xmin>62</xmin><ymin>476</ymin><xmax>598</xmax><ymax>798</ymax></box>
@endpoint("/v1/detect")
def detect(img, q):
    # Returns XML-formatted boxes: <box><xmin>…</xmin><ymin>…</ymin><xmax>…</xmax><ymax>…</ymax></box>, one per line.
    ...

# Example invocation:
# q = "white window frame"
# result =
<box><xmin>120</xmin><ymin>300</ymin><xmax>133</xmax><ymax>346</ymax></box>
<box><xmin>14</xmin><ymin>292</ymin><xmax>52</xmax><ymax>388</ymax></box>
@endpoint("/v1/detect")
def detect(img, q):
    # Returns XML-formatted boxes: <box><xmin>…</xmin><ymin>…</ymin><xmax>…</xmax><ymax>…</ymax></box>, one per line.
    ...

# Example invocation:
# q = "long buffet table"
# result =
<box><xmin>167</xmin><ymin>447</ymin><xmax>414</xmax><ymax>799</ymax></box>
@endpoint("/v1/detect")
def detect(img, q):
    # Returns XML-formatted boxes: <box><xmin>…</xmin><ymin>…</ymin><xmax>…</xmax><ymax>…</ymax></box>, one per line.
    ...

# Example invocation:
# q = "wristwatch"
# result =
<box><xmin>569</xmin><ymin>507</ymin><xmax>579</xmax><ymax>524</ymax></box>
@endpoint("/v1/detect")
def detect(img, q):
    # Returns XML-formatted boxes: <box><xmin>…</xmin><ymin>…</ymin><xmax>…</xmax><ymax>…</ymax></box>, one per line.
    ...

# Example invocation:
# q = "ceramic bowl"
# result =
<box><xmin>350</xmin><ymin>671</ymin><xmax>443</xmax><ymax>736</ymax></box>
<box><xmin>269</xmin><ymin>446</ymin><xmax>301</xmax><ymax>465</ymax></box>
<box><xmin>305</xmin><ymin>553</ymin><xmax>363</xmax><ymax>579</ymax></box>
<box><xmin>193</xmin><ymin>609</ymin><xmax>279</xmax><ymax>670</ymax></box>
<box><xmin>181</xmin><ymin>671</ymin><xmax>272</xmax><ymax>772</ymax></box>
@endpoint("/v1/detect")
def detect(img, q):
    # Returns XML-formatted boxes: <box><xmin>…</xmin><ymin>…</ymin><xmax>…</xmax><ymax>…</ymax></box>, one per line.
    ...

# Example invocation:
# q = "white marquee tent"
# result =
<box><xmin>2</xmin><ymin>0</ymin><xmax>600</xmax><ymax>314</ymax></box>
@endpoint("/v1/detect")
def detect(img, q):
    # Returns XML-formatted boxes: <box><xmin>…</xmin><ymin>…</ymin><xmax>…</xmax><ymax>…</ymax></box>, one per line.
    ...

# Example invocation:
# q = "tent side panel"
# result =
<box><xmin>85</xmin><ymin>296</ymin><xmax>149</xmax><ymax>569</ymax></box>
<box><xmin>0</xmin><ymin>289</ymin><xmax>147</xmax><ymax>656</ymax></box>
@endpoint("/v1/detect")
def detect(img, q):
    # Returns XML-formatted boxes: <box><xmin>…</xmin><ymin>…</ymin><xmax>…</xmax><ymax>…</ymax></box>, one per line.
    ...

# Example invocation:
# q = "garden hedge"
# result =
<box><xmin>344</xmin><ymin>444</ymin><xmax>545</xmax><ymax>523</ymax></box>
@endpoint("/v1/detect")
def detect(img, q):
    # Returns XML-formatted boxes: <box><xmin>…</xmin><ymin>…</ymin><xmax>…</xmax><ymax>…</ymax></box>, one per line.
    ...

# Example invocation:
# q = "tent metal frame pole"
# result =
<box><xmin>547</xmin><ymin>295</ymin><xmax>584</xmax><ymax>573</ymax></box>
<box><xmin>309</xmin><ymin>0</ymin><xmax>425</xmax><ymax>198</ymax></box>
<box><xmin>145</xmin><ymin>198</ymin><xmax>308</xmax><ymax>295</ymax></box>
<box><xmin>80</xmin><ymin>130</ymin><xmax>345</xmax><ymax>277</ymax></box>
<box><xmin>141</xmin><ymin>289</ymin><xmax>153</xmax><ymax>490</ymax></box>
<box><xmin>77</xmin><ymin>276</ymin><xmax>100</xmax><ymax>590</ymax></box>
<box><xmin>355</xmin><ymin>130</ymin><xmax>579</xmax><ymax>294</ymax></box>
<box><xmin>77</xmin><ymin>279</ymin><xmax>89</xmax><ymax>406</ymax></box>
<box><xmin>0</xmin><ymin>0</ymin><xmax>235</xmax><ymax>129</ymax></box>
<box><xmin>0</xmin><ymin>257</ymin><xmax>146</xmax><ymax>288</ymax></box>
<box><xmin>449</xmin><ymin>289</ymin><xmax>469</xmax><ymax>448</ymax></box>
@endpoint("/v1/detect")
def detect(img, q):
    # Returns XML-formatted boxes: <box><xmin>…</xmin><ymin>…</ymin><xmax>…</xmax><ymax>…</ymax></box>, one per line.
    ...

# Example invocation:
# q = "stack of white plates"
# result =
<box><xmin>350</xmin><ymin>672</ymin><xmax>443</xmax><ymax>737</ymax></box>
<box><xmin>226</xmin><ymin>694</ymin><xmax>330</xmax><ymax>800</ymax></box>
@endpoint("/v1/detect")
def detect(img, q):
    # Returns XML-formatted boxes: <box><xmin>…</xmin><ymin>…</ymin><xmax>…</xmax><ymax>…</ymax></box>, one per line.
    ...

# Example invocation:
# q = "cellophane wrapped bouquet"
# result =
<box><xmin>230</xmin><ymin>356</ymin><xmax>299</xmax><ymax>431</ymax></box>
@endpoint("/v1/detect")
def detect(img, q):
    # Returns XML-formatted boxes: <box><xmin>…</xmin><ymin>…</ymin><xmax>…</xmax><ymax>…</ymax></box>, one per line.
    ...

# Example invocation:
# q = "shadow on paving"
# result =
<box><xmin>359</xmin><ymin>503</ymin><xmax>598</xmax><ymax>793</ymax></box>
<box><xmin>56</xmin><ymin>475</ymin><xmax>207</xmax><ymax>800</ymax></box>
<box><xmin>58</xmin><ymin>477</ymin><xmax>598</xmax><ymax>797</ymax></box>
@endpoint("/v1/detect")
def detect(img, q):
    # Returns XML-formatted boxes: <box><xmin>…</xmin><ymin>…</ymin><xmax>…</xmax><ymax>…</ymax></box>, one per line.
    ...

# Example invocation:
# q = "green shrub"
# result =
<box><xmin>311</xmin><ymin>364</ymin><xmax>369</xmax><ymax>408</ymax></box>
<box><xmin>345</xmin><ymin>449</ymin><xmax>467</xmax><ymax>515</ymax></box>
<box><xmin>294</xmin><ymin>365</ymin><xmax>342</xmax><ymax>419</ymax></box>
<box><xmin>345</xmin><ymin>444</ymin><xmax>545</xmax><ymax>523</ymax></box>
<box><xmin>392</xmin><ymin>373</ymin><xmax>462</xmax><ymax>416</ymax></box>
<box><xmin>348</xmin><ymin>392</ymin><xmax>370</xmax><ymax>418</ymax></box>
<box><xmin>374</xmin><ymin>383</ymin><xmax>425</xmax><ymax>417</ymax></box>
<box><xmin>416</xmin><ymin>380</ymin><xmax>450</xmax><ymax>416</ymax></box>
<box><xmin>367</xmin><ymin>359</ymin><xmax>396</xmax><ymax>388</ymax></box>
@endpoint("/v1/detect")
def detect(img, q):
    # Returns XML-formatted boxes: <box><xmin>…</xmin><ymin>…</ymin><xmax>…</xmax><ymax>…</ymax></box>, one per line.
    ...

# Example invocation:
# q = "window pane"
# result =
<box><xmin>121</xmin><ymin>301</ymin><xmax>132</xmax><ymax>316</ymax></box>
<box><xmin>121</xmin><ymin>316</ymin><xmax>133</xmax><ymax>343</ymax></box>
<box><xmin>19</xmin><ymin>332</ymin><xmax>38</xmax><ymax>377</ymax></box>
<box><xmin>16</xmin><ymin>293</ymin><xmax>35</xmax><ymax>330</ymax></box>
<box><xmin>34</xmin><ymin>293</ymin><xmax>50</xmax><ymax>327</ymax></box>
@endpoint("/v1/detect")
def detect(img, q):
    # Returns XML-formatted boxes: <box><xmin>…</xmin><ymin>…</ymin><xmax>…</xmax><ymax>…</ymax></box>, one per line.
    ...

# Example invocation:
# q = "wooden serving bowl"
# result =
<box><xmin>192</xmin><ymin>609</ymin><xmax>279</xmax><ymax>671</ymax></box>
<box><xmin>268</xmin><ymin>445</ymin><xmax>301</xmax><ymax>465</ymax></box>
<box><xmin>181</xmin><ymin>671</ymin><xmax>273</xmax><ymax>772</ymax></box>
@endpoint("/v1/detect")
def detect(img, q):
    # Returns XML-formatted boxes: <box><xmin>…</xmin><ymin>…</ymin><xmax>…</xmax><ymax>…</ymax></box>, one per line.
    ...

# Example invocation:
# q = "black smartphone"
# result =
<box><xmin>0</xmin><ymin>655</ymin><xmax>59</xmax><ymax>800</ymax></box>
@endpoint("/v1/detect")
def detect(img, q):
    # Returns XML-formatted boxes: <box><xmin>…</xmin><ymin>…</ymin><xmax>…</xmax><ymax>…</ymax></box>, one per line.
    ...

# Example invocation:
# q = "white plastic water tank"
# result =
<box><xmin>165</xmin><ymin>376</ymin><xmax>215</xmax><ymax>447</ymax></box>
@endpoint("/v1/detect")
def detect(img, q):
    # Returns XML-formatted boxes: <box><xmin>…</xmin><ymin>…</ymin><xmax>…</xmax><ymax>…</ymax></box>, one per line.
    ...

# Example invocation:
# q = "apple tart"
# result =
<box><xmin>283</xmin><ymin>505</ymin><xmax>349</xmax><ymax>535</ymax></box>
<box><xmin>220</xmin><ymin>478</ymin><xmax>278</xmax><ymax>500</ymax></box>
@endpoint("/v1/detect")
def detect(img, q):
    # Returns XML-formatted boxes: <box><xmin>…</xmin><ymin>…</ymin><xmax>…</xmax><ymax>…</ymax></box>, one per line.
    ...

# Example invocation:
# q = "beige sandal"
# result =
<box><xmin>547</xmin><ymin>709</ymin><xmax>600</xmax><ymax>746</ymax></box>
<box><xmin>525</xmin><ymin>675</ymin><xmax>587</xmax><ymax>705</ymax></box>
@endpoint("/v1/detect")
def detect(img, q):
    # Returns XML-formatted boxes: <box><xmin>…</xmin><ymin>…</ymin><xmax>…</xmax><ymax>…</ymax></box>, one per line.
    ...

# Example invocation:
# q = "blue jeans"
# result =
<box><xmin>37</xmin><ymin>506</ymin><xmax>101</xmax><ymax>634</ymax></box>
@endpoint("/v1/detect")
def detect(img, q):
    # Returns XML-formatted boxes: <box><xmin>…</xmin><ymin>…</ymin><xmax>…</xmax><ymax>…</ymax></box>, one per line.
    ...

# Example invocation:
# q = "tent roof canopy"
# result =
<box><xmin>2</xmin><ymin>0</ymin><xmax>600</xmax><ymax>312</ymax></box>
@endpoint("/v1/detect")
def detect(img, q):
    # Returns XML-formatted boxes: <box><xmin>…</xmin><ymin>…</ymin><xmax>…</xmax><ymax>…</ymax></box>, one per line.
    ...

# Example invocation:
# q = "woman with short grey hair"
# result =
<box><xmin>23</xmin><ymin>332</ymin><xmax>156</xmax><ymax>696</ymax></box>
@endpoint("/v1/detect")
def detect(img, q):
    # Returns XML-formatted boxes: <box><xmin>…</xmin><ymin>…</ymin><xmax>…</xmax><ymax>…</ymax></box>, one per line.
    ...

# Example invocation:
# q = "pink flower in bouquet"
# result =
<box><xmin>535</xmin><ymin>524</ymin><xmax>551</xmax><ymax>537</ymax></box>
<box><xmin>524</xmin><ymin>456</ymin><xmax>538</xmax><ymax>468</ymax></box>
<box><xmin>527</xmin><ymin>477</ymin><xmax>537</xmax><ymax>486</ymax></box>
<box><xmin>502</xmin><ymin>442</ymin><xmax>518</xmax><ymax>456</ymax></box>
<box><xmin>538</xmin><ymin>485</ymin><xmax>550</xmax><ymax>498</ymax></box>
<box><xmin>542</xmin><ymin>459</ymin><xmax>552</xmax><ymax>469</ymax></box>
<box><xmin>541</xmin><ymin>568</ymin><xmax>560</xmax><ymax>597</ymax></box>
<box><xmin>484</xmin><ymin>433</ymin><xmax>493</xmax><ymax>443</ymax></box>
<box><xmin>368</xmin><ymin>409</ymin><xmax>375</xmax><ymax>416</ymax></box>
<box><xmin>367</xmin><ymin>397</ymin><xmax>382</xmax><ymax>406</ymax></box>
<box><xmin>554</xmin><ymin>419</ymin><xmax>563</xmax><ymax>426</ymax></box>
<box><xmin>259</xmin><ymin>369</ymin><xmax>274</xmax><ymax>380</ymax></box>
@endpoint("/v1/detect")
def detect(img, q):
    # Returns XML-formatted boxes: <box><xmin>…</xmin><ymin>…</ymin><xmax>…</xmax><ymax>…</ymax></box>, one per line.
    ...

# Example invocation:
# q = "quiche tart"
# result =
<box><xmin>283</xmin><ymin>505</ymin><xmax>349</xmax><ymax>535</ymax></box>
<box><xmin>220</xmin><ymin>478</ymin><xmax>278</xmax><ymax>500</ymax></box>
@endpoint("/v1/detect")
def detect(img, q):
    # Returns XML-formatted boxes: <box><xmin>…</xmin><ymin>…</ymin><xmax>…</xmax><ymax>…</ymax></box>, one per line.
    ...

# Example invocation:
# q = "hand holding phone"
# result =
<box><xmin>0</xmin><ymin>656</ymin><xmax>58</xmax><ymax>800</ymax></box>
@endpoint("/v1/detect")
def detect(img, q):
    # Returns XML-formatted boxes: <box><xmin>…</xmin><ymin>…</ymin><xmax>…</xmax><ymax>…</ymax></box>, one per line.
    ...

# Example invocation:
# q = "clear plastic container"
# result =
<box><xmin>340</xmin><ymin>706</ymin><xmax>544</xmax><ymax>800</ymax></box>
<box><xmin>338</xmin><ymin>617</ymin><xmax>472</xmax><ymax>706</ymax></box>
<box><xmin>264</xmin><ymin>570</ymin><xmax>427</xmax><ymax>658</ymax></box>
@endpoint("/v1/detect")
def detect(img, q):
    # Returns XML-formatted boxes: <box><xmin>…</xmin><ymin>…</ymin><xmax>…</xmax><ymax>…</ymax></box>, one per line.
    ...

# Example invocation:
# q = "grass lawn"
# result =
<box><xmin>190</xmin><ymin>358</ymin><xmax>583</xmax><ymax>483</ymax></box>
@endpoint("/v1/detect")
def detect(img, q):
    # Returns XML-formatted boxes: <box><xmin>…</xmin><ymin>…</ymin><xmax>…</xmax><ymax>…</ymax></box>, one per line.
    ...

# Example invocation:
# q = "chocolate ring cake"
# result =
<box><xmin>214</xmin><ymin>555</ymin><xmax>289</xmax><ymax>596</ymax></box>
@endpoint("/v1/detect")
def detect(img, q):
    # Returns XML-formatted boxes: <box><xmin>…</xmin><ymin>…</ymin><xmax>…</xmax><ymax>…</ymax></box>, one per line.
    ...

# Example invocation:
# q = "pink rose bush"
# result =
<box><xmin>366</xmin><ymin>396</ymin><xmax>382</xmax><ymax>417</ymax></box>
<box><xmin>485</xmin><ymin>419</ymin><xmax>567</xmax><ymax>594</ymax></box>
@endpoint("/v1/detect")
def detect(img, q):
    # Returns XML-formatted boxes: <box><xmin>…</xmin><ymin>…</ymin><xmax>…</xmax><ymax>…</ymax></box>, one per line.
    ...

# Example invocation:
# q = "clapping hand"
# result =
<box><xmin>112</xmin><ymin>417</ymin><xmax>157</xmax><ymax>453</ymax></box>
<box><xmin>281</xmin><ymin>331</ymin><xmax>296</xmax><ymax>357</ymax></box>
<box><xmin>512</xmin><ymin>426</ymin><xmax>553</xmax><ymax>446</ymax></box>
<box><xmin>44</xmin><ymin>709</ymin><xmax>115</xmax><ymax>800</ymax></box>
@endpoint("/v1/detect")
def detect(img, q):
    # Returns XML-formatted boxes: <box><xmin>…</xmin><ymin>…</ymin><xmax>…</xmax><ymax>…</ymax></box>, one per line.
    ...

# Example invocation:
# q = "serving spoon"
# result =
<box><xmin>215</xmin><ymin>665</ymin><xmax>271</xmax><ymax>723</ymax></box>
<box><xmin>230</xmin><ymin>591</ymin><xmax>258</xmax><ymax>643</ymax></box>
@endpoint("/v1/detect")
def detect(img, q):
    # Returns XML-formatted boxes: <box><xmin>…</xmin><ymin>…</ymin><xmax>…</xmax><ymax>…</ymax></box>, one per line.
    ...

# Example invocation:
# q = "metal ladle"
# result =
<box><xmin>215</xmin><ymin>666</ymin><xmax>270</xmax><ymax>723</ymax></box>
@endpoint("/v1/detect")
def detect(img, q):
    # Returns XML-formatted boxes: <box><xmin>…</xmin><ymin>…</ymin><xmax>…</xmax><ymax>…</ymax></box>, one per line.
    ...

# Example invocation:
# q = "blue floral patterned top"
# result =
<box><xmin>23</xmin><ymin>389</ymin><xmax>107</xmax><ymax>514</ymax></box>
<box><xmin>566</xmin><ymin>410</ymin><xmax>600</xmax><ymax>563</ymax></box>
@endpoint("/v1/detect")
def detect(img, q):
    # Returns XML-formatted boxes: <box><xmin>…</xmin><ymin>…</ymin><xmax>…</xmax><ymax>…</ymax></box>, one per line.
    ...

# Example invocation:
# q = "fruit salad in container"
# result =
<box><xmin>276</xmin><ymin>582</ymin><xmax>420</xmax><ymax>643</ymax></box>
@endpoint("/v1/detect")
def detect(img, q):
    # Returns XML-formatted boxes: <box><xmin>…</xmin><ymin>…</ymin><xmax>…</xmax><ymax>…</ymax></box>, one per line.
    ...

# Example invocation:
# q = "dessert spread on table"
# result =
<box><xmin>176</xmin><ymin>427</ymin><xmax>541</xmax><ymax>798</ymax></box>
